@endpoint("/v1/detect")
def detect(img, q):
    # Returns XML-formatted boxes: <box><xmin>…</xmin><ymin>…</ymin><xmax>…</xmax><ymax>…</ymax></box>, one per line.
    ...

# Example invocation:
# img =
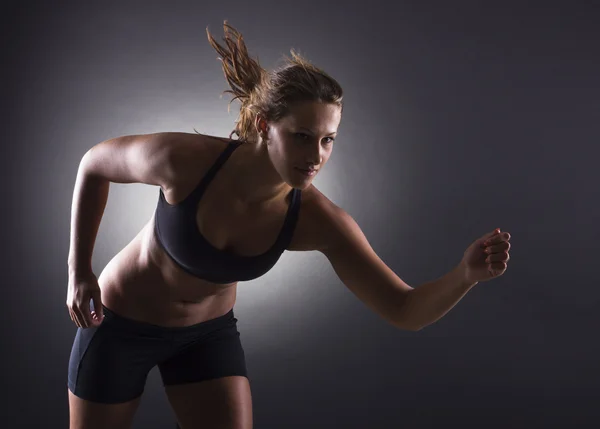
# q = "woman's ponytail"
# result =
<box><xmin>206</xmin><ymin>21</ymin><xmax>267</xmax><ymax>140</ymax></box>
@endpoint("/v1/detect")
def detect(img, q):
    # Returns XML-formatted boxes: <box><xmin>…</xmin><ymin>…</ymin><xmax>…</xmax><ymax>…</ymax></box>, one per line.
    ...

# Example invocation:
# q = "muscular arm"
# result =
<box><xmin>67</xmin><ymin>132</ymin><xmax>182</xmax><ymax>275</ymax></box>
<box><xmin>67</xmin><ymin>162</ymin><xmax>109</xmax><ymax>276</ymax></box>
<box><xmin>317</xmin><ymin>198</ymin><xmax>479</xmax><ymax>331</ymax></box>
<box><xmin>314</xmin><ymin>197</ymin><xmax>415</xmax><ymax>330</ymax></box>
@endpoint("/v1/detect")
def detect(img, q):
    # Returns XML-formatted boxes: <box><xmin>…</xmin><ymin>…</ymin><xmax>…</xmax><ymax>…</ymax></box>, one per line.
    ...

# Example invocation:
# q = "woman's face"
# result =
<box><xmin>259</xmin><ymin>101</ymin><xmax>342</xmax><ymax>189</ymax></box>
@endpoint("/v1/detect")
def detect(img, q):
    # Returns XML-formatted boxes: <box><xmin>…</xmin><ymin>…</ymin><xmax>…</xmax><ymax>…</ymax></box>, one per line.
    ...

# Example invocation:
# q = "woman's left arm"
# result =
<box><xmin>319</xmin><ymin>205</ymin><xmax>510</xmax><ymax>331</ymax></box>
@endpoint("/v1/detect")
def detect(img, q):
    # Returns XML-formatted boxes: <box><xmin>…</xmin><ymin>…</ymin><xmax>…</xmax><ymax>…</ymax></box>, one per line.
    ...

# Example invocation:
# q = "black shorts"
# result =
<box><xmin>68</xmin><ymin>305</ymin><xmax>248</xmax><ymax>404</ymax></box>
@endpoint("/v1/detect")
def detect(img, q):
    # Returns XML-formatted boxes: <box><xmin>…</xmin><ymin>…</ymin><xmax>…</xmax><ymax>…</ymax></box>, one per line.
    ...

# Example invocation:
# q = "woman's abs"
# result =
<box><xmin>97</xmin><ymin>219</ymin><xmax>238</xmax><ymax>328</ymax></box>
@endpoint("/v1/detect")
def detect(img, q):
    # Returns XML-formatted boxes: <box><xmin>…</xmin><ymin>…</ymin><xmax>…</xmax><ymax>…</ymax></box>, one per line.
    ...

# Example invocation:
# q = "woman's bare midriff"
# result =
<box><xmin>97</xmin><ymin>214</ymin><xmax>239</xmax><ymax>327</ymax></box>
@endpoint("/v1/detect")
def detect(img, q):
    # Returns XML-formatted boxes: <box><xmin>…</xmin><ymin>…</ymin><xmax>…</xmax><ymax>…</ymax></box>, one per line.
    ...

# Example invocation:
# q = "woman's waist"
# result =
<box><xmin>99</xmin><ymin>277</ymin><xmax>237</xmax><ymax>328</ymax></box>
<box><xmin>98</xmin><ymin>244</ymin><xmax>238</xmax><ymax>327</ymax></box>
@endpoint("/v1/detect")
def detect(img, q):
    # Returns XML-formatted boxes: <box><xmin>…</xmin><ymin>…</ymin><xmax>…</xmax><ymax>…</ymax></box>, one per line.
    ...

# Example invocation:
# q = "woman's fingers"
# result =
<box><xmin>70</xmin><ymin>307</ymin><xmax>83</xmax><ymax>328</ymax></box>
<box><xmin>79</xmin><ymin>300</ymin><xmax>93</xmax><ymax>328</ymax></box>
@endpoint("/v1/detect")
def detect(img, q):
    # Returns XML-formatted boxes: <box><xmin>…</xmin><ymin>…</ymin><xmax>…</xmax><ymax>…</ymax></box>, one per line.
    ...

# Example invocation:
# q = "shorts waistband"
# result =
<box><xmin>100</xmin><ymin>304</ymin><xmax>235</xmax><ymax>336</ymax></box>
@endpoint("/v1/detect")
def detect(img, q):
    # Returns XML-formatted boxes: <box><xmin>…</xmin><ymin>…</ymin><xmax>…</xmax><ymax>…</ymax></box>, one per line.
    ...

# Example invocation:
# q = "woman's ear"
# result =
<box><xmin>255</xmin><ymin>115</ymin><xmax>269</xmax><ymax>139</ymax></box>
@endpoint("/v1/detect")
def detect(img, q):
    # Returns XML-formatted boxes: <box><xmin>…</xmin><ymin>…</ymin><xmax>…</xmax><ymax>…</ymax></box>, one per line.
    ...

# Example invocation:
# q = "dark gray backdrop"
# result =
<box><xmin>2</xmin><ymin>1</ymin><xmax>597</xmax><ymax>428</ymax></box>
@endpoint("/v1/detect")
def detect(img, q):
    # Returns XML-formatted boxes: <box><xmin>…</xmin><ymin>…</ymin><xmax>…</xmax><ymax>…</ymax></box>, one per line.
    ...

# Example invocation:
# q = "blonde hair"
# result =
<box><xmin>203</xmin><ymin>21</ymin><xmax>344</xmax><ymax>143</ymax></box>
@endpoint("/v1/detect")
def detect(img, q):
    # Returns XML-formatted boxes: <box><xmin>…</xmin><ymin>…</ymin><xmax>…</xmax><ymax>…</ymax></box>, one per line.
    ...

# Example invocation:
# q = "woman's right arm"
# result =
<box><xmin>66</xmin><ymin>132</ymin><xmax>185</xmax><ymax>327</ymax></box>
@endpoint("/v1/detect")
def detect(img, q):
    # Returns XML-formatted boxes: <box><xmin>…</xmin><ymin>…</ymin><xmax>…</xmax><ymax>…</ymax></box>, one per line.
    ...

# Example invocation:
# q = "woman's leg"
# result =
<box><xmin>67</xmin><ymin>306</ymin><xmax>171</xmax><ymax>428</ymax></box>
<box><xmin>158</xmin><ymin>308</ymin><xmax>251</xmax><ymax>428</ymax></box>
<box><xmin>68</xmin><ymin>390</ymin><xmax>142</xmax><ymax>429</ymax></box>
<box><xmin>165</xmin><ymin>376</ymin><xmax>253</xmax><ymax>429</ymax></box>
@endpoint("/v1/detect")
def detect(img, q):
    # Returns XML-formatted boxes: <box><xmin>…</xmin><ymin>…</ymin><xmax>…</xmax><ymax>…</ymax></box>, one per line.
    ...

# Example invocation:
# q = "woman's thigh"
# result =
<box><xmin>67</xmin><ymin>306</ymin><xmax>173</xmax><ymax>427</ymax></box>
<box><xmin>158</xmin><ymin>312</ymin><xmax>251</xmax><ymax>428</ymax></box>
<box><xmin>165</xmin><ymin>376</ymin><xmax>253</xmax><ymax>429</ymax></box>
<box><xmin>68</xmin><ymin>390</ymin><xmax>142</xmax><ymax>429</ymax></box>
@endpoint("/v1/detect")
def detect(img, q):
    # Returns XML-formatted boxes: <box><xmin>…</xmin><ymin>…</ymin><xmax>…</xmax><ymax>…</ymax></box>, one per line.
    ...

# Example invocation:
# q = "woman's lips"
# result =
<box><xmin>296</xmin><ymin>168</ymin><xmax>316</xmax><ymax>177</ymax></box>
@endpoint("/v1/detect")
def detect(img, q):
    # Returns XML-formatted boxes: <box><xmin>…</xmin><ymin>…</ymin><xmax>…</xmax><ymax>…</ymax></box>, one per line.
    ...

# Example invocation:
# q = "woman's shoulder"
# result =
<box><xmin>288</xmin><ymin>185</ymin><xmax>345</xmax><ymax>252</ymax></box>
<box><xmin>158</xmin><ymin>131</ymin><xmax>234</xmax><ymax>203</ymax></box>
<box><xmin>171</xmin><ymin>130</ymin><xmax>234</xmax><ymax>164</ymax></box>
<box><xmin>294</xmin><ymin>185</ymin><xmax>367</xmax><ymax>256</ymax></box>
<box><xmin>162</xmin><ymin>131</ymin><xmax>231</xmax><ymax>157</ymax></box>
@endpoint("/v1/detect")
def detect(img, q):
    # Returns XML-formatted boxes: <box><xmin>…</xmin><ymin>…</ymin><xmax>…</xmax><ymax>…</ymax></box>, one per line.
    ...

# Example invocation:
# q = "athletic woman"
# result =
<box><xmin>66</xmin><ymin>21</ymin><xmax>511</xmax><ymax>429</ymax></box>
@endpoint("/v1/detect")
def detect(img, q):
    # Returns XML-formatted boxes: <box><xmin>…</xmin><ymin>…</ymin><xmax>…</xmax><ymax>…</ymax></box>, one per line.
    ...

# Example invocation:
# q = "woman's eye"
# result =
<box><xmin>295</xmin><ymin>133</ymin><xmax>334</xmax><ymax>144</ymax></box>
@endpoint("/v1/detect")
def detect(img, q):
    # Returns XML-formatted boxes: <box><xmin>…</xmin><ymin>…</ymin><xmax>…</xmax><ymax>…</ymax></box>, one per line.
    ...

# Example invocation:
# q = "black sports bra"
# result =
<box><xmin>153</xmin><ymin>139</ymin><xmax>302</xmax><ymax>284</ymax></box>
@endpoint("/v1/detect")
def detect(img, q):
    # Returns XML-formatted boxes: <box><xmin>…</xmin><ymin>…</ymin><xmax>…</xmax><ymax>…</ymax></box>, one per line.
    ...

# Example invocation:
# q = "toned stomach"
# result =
<box><xmin>97</xmin><ymin>214</ymin><xmax>238</xmax><ymax>327</ymax></box>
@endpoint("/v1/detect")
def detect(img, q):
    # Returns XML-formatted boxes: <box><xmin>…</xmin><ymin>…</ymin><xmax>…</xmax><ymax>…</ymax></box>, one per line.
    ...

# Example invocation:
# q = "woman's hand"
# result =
<box><xmin>460</xmin><ymin>228</ymin><xmax>512</xmax><ymax>284</ymax></box>
<box><xmin>66</xmin><ymin>271</ymin><xmax>104</xmax><ymax>328</ymax></box>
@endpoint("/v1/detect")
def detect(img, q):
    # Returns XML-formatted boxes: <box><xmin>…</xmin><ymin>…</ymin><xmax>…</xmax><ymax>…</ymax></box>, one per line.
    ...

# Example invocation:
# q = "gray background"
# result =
<box><xmin>2</xmin><ymin>1</ymin><xmax>598</xmax><ymax>428</ymax></box>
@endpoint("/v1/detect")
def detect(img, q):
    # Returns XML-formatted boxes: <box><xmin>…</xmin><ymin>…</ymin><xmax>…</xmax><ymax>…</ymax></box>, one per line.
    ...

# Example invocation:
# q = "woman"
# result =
<box><xmin>66</xmin><ymin>21</ymin><xmax>511</xmax><ymax>429</ymax></box>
